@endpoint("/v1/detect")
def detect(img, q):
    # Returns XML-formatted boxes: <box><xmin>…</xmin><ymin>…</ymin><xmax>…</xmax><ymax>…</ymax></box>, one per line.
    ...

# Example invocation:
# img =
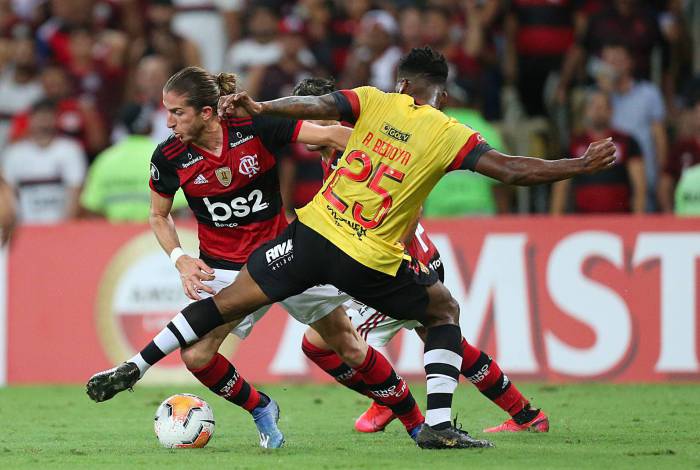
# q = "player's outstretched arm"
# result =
<box><xmin>296</xmin><ymin>122</ymin><xmax>351</xmax><ymax>151</ymax></box>
<box><xmin>218</xmin><ymin>91</ymin><xmax>341</xmax><ymax>121</ymax></box>
<box><xmin>475</xmin><ymin>137</ymin><xmax>617</xmax><ymax>186</ymax></box>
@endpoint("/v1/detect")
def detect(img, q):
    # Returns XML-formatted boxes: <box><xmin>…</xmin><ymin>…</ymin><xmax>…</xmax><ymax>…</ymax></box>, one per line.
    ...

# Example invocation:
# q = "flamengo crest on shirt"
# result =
<box><xmin>239</xmin><ymin>154</ymin><xmax>260</xmax><ymax>178</ymax></box>
<box><xmin>215</xmin><ymin>167</ymin><xmax>233</xmax><ymax>187</ymax></box>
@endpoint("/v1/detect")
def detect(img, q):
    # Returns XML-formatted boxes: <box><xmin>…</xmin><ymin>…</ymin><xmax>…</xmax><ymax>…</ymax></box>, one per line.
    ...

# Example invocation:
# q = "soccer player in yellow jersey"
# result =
<box><xmin>102</xmin><ymin>47</ymin><xmax>615</xmax><ymax>449</ymax></box>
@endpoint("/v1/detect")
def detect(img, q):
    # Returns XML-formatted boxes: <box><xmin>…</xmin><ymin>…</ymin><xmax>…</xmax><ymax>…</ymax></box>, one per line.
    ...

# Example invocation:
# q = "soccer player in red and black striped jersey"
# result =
<box><xmin>86</xmin><ymin>67</ymin><xmax>424</xmax><ymax>447</ymax></box>
<box><xmin>292</xmin><ymin>77</ymin><xmax>548</xmax><ymax>435</ymax></box>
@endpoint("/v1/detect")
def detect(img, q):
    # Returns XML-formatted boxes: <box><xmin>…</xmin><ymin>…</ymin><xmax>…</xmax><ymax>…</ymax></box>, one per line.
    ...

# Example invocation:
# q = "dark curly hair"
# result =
<box><xmin>292</xmin><ymin>77</ymin><xmax>337</xmax><ymax>96</ymax></box>
<box><xmin>397</xmin><ymin>46</ymin><xmax>448</xmax><ymax>85</ymax></box>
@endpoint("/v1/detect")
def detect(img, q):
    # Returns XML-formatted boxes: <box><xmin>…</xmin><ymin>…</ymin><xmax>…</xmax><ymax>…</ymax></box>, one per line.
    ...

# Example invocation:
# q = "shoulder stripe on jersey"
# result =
<box><xmin>163</xmin><ymin>141</ymin><xmax>185</xmax><ymax>154</ymax></box>
<box><xmin>163</xmin><ymin>139</ymin><xmax>184</xmax><ymax>153</ymax></box>
<box><xmin>448</xmin><ymin>133</ymin><xmax>492</xmax><ymax>172</ymax></box>
<box><xmin>164</xmin><ymin>144</ymin><xmax>187</xmax><ymax>159</ymax></box>
<box><xmin>226</xmin><ymin>119</ymin><xmax>252</xmax><ymax>127</ymax></box>
<box><xmin>332</xmin><ymin>90</ymin><xmax>360</xmax><ymax>124</ymax></box>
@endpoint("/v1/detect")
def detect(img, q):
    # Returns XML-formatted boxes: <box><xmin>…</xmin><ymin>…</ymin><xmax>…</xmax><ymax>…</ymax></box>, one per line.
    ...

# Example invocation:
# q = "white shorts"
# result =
<box><xmin>343</xmin><ymin>298</ymin><xmax>420</xmax><ymax>348</ymax></box>
<box><xmin>198</xmin><ymin>269</ymin><xmax>350</xmax><ymax>339</ymax></box>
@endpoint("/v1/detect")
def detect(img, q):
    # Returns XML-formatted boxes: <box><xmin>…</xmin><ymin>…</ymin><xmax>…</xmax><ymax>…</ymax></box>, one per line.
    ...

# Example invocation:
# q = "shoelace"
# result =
<box><xmin>451</xmin><ymin>416</ymin><xmax>471</xmax><ymax>438</ymax></box>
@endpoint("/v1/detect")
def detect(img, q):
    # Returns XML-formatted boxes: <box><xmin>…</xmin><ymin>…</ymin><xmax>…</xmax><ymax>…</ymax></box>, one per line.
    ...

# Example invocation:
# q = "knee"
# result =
<box><xmin>331</xmin><ymin>332</ymin><xmax>367</xmax><ymax>368</ymax></box>
<box><xmin>425</xmin><ymin>289</ymin><xmax>460</xmax><ymax>327</ymax></box>
<box><xmin>181</xmin><ymin>342</ymin><xmax>216</xmax><ymax>371</ymax></box>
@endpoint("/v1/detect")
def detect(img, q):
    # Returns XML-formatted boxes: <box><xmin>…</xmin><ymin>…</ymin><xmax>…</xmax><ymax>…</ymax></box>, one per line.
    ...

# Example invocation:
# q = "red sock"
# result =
<box><xmin>355</xmin><ymin>346</ymin><xmax>424</xmax><ymax>431</ymax></box>
<box><xmin>189</xmin><ymin>353</ymin><xmax>261</xmax><ymax>412</ymax></box>
<box><xmin>460</xmin><ymin>338</ymin><xmax>529</xmax><ymax>416</ymax></box>
<box><xmin>302</xmin><ymin>335</ymin><xmax>373</xmax><ymax>398</ymax></box>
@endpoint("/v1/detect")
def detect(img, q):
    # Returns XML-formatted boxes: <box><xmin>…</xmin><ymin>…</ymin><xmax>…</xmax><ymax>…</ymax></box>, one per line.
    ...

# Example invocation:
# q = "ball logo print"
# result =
<box><xmin>239</xmin><ymin>154</ymin><xmax>260</xmax><ymax>178</ymax></box>
<box><xmin>154</xmin><ymin>394</ymin><xmax>215</xmax><ymax>448</ymax></box>
<box><xmin>215</xmin><ymin>166</ymin><xmax>233</xmax><ymax>187</ymax></box>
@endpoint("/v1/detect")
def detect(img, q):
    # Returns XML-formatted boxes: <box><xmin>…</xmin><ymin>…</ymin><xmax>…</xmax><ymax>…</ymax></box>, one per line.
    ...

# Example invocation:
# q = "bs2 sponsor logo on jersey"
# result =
<box><xmin>203</xmin><ymin>189</ymin><xmax>269</xmax><ymax>225</ymax></box>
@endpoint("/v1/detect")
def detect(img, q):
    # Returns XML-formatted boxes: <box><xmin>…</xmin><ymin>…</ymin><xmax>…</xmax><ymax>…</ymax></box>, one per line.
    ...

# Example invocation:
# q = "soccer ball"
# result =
<box><xmin>154</xmin><ymin>394</ymin><xmax>215</xmax><ymax>448</ymax></box>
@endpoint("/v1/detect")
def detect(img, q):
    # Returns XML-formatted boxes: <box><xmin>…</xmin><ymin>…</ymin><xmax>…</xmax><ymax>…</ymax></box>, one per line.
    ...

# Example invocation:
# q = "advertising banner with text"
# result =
<box><xmin>4</xmin><ymin>216</ymin><xmax>699</xmax><ymax>384</ymax></box>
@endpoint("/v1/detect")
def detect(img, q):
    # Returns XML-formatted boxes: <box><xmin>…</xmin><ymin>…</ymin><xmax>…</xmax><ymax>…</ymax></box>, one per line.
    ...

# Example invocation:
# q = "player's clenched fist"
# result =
<box><xmin>580</xmin><ymin>137</ymin><xmax>617</xmax><ymax>173</ymax></box>
<box><xmin>175</xmin><ymin>255</ymin><xmax>215</xmax><ymax>300</ymax></box>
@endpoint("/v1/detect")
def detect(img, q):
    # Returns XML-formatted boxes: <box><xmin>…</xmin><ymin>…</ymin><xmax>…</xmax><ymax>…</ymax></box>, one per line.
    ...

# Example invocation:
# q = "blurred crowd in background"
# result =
<box><xmin>1</xmin><ymin>0</ymin><xmax>699</xmax><ymax>235</ymax></box>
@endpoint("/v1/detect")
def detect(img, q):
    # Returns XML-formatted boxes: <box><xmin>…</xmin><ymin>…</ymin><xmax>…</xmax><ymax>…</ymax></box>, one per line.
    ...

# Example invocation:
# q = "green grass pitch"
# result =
<box><xmin>1</xmin><ymin>383</ymin><xmax>698</xmax><ymax>469</ymax></box>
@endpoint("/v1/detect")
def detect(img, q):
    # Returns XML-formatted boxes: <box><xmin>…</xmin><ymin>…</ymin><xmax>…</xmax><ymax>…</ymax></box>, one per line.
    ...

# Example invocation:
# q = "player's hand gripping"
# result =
<box><xmin>579</xmin><ymin>137</ymin><xmax>617</xmax><ymax>173</ymax></box>
<box><xmin>217</xmin><ymin>92</ymin><xmax>262</xmax><ymax>118</ymax></box>
<box><xmin>175</xmin><ymin>255</ymin><xmax>215</xmax><ymax>300</ymax></box>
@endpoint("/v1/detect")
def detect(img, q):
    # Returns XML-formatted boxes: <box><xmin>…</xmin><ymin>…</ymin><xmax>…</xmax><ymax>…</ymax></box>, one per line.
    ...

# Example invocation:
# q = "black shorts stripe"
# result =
<box><xmin>427</xmin><ymin>393</ymin><xmax>453</xmax><ymax>410</ymax></box>
<box><xmin>425</xmin><ymin>363</ymin><xmax>460</xmax><ymax>378</ymax></box>
<box><xmin>482</xmin><ymin>373</ymin><xmax>511</xmax><ymax>400</ymax></box>
<box><xmin>247</xmin><ymin>219</ymin><xmax>437</xmax><ymax>322</ymax></box>
<box><xmin>141</xmin><ymin>341</ymin><xmax>166</xmax><ymax>365</ymax></box>
<box><xmin>167</xmin><ymin>322</ymin><xmax>187</xmax><ymax>348</ymax></box>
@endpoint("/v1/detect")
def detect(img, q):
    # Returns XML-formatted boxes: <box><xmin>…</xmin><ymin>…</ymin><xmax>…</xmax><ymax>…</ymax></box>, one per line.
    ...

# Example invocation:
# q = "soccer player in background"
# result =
<box><xmin>86</xmin><ymin>67</ymin><xmax>425</xmax><ymax>448</ymax></box>
<box><xmin>291</xmin><ymin>77</ymin><xmax>548</xmax><ymax>434</ymax></box>
<box><xmin>97</xmin><ymin>47</ymin><xmax>614</xmax><ymax>450</ymax></box>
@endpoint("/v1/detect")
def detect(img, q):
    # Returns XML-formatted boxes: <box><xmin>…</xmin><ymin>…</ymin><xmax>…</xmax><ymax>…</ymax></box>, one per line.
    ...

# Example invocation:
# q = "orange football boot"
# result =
<box><xmin>483</xmin><ymin>410</ymin><xmax>549</xmax><ymax>433</ymax></box>
<box><xmin>354</xmin><ymin>402</ymin><xmax>396</xmax><ymax>433</ymax></box>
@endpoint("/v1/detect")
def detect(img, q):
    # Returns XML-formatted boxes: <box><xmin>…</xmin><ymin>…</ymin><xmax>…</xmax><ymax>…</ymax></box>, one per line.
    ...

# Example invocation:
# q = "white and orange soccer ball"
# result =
<box><xmin>154</xmin><ymin>394</ymin><xmax>215</xmax><ymax>448</ymax></box>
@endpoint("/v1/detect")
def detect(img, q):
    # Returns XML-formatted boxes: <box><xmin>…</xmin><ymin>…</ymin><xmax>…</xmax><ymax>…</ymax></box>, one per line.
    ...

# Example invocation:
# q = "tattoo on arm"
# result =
<box><xmin>261</xmin><ymin>94</ymin><xmax>341</xmax><ymax>120</ymax></box>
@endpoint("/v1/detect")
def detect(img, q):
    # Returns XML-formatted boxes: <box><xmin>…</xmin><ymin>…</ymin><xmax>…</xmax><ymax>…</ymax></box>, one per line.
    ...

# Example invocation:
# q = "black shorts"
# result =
<box><xmin>247</xmin><ymin>220</ymin><xmax>440</xmax><ymax>322</ymax></box>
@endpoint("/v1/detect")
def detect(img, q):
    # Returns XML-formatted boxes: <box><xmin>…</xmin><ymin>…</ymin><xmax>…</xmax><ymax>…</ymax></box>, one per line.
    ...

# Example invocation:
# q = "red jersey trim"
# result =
<box><xmin>449</xmin><ymin>133</ymin><xmax>483</xmax><ymax>171</ymax></box>
<box><xmin>340</xmin><ymin>90</ymin><xmax>360</xmax><ymax>121</ymax></box>
<box><xmin>149</xmin><ymin>180</ymin><xmax>175</xmax><ymax>198</ymax></box>
<box><xmin>291</xmin><ymin>120</ymin><xmax>303</xmax><ymax>143</ymax></box>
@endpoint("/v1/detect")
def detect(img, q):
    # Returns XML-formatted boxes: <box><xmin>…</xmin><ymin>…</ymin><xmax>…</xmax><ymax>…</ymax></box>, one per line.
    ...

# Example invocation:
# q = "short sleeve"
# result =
<box><xmin>252</xmin><ymin>115</ymin><xmax>302</xmax><ymax>154</ymax></box>
<box><xmin>331</xmin><ymin>86</ymin><xmax>382</xmax><ymax>125</ymax></box>
<box><xmin>149</xmin><ymin>146</ymin><xmax>181</xmax><ymax>197</ymax></box>
<box><xmin>627</xmin><ymin>136</ymin><xmax>642</xmax><ymax>159</ymax></box>
<box><xmin>60</xmin><ymin>139</ymin><xmax>87</xmax><ymax>187</ymax></box>
<box><xmin>446</xmin><ymin>127</ymin><xmax>493</xmax><ymax>172</ymax></box>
